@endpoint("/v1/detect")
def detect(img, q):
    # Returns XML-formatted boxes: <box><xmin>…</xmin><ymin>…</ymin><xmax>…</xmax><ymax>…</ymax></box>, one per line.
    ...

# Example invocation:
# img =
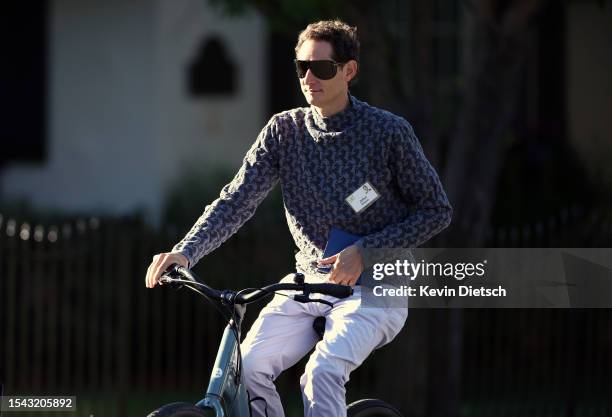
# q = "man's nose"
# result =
<box><xmin>304</xmin><ymin>68</ymin><xmax>317</xmax><ymax>83</ymax></box>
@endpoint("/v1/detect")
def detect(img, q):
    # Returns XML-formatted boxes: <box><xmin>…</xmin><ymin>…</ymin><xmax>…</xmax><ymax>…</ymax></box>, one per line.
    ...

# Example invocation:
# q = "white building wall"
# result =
<box><xmin>1</xmin><ymin>0</ymin><xmax>266</xmax><ymax>223</ymax></box>
<box><xmin>566</xmin><ymin>2</ymin><xmax>612</xmax><ymax>185</ymax></box>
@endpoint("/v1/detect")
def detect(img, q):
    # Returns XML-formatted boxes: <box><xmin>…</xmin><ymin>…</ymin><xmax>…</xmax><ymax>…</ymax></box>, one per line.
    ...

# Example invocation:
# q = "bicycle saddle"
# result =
<box><xmin>313</xmin><ymin>316</ymin><xmax>326</xmax><ymax>341</ymax></box>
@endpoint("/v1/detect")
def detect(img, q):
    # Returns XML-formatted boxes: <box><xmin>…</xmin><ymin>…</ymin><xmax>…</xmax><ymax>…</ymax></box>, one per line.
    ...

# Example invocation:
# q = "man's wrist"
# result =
<box><xmin>353</xmin><ymin>240</ymin><xmax>370</xmax><ymax>270</ymax></box>
<box><xmin>171</xmin><ymin>251</ymin><xmax>191</xmax><ymax>268</ymax></box>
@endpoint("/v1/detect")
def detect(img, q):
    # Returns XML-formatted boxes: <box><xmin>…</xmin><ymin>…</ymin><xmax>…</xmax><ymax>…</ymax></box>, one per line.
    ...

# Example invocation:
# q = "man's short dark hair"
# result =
<box><xmin>295</xmin><ymin>19</ymin><xmax>360</xmax><ymax>70</ymax></box>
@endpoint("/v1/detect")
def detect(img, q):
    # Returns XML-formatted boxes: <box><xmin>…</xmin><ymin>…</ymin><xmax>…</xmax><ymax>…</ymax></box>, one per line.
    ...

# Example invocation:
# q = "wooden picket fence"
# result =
<box><xmin>1</xmin><ymin>207</ymin><xmax>611</xmax><ymax>417</ymax></box>
<box><xmin>0</xmin><ymin>212</ymin><xmax>297</xmax><ymax>415</ymax></box>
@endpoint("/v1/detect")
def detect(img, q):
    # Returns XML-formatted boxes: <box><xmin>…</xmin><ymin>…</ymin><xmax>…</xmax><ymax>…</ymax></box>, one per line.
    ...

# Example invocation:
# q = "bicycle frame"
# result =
<box><xmin>150</xmin><ymin>267</ymin><xmax>403</xmax><ymax>417</ymax></box>
<box><xmin>194</xmin><ymin>304</ymin><xmax>251</xmax><ymax>417</ymax></box>
<box><xmin>155</xmin><ymin>267</ymin><xmax>352</xmax><ymax>417</ymax></box>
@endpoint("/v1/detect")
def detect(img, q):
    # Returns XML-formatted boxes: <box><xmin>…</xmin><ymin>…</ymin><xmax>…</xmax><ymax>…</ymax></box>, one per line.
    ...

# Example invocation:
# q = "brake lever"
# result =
<box><xmin>158</xmin><ymin>274</ymin><xmax>183</xmax><ymax>289</ymax></box>
<box><xmin>293</xmin><ymin>294</ymin><xmax>334</xmax><ymax>308</ymax></box>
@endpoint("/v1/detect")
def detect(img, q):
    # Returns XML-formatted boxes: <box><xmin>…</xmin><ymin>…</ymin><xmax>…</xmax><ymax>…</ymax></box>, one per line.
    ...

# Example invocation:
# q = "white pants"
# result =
<box><xmin>240</xmin><ymin>275</ymin><xmax>408</xmax><ymax>417</ymax></box>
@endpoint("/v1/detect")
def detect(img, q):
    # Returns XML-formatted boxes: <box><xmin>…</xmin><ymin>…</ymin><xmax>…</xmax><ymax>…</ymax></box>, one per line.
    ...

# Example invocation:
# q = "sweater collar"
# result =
<box><xmin>306</xmin><ymin>94</ymin><xmax>362</xmax><ymax>142</ymax></box>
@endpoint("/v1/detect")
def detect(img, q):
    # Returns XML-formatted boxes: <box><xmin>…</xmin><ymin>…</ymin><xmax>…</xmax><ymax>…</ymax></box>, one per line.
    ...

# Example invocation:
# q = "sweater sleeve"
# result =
<box><xmin>172</xmin><ymin>116</ymin><xmax>281</xmax><ymax>267</ymax></box>
<box><xmin>356</xmin><ymin>119</ymin><xmax>452</xmax><ymax>250</ymax></box>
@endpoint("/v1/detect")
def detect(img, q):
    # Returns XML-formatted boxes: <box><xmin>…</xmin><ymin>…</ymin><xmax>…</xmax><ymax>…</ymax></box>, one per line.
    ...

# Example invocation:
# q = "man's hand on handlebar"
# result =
<box><xmin>145</xmin><ymin>252</ymin><xmax>189</xmax><ymax>288</ymax></box>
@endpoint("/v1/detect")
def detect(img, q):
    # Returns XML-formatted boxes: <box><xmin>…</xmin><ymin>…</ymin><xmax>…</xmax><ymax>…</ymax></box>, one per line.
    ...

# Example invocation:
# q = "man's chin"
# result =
<box><xmin>304</xmin><ymin>94</ymin><xmax>324</xmax><ymax>107</ymax></box>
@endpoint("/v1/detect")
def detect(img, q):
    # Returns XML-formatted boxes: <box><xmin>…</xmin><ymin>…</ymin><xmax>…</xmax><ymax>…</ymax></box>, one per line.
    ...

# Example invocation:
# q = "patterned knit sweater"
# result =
<box><xmin>172</xmin><ymin>94</ymin><xmax>452</xmax><ymax>276</ymax></box>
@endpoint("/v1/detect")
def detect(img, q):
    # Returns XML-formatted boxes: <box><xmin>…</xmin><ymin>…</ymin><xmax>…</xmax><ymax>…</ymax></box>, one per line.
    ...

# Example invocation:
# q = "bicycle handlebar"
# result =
<box><xmin>304</xmin><ymin>283</ymin><xmax>353</xmax><ymax>299</ymax></box>
<box><xmin>160</xmin><ymin>265</ymin><xmax>353</xmax><ymax>305</ymax></box>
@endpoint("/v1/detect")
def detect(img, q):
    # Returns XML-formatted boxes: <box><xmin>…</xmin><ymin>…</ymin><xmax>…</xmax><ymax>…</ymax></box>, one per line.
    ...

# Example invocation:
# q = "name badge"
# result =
<box><xmin>345</xmin><ymin>181</ymin><xmax>380</xmax><ymax>214</ymax></box>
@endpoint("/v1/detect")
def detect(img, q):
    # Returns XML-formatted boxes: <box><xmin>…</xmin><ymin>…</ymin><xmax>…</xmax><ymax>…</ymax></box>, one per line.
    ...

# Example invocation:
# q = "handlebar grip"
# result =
<box><xmin>165</xmin><ymin>264</ymin><xmax>199</xmax><ymax>285</ymax></box>
<box><xmin>163</xmin><ymin>263</ymin><xmax>182</xmax><ymax>275</ymax></box>
<box><xmin>304</xmin><ymin>283</ymin><xmax>353</xmax><ymax>299</ymax></box>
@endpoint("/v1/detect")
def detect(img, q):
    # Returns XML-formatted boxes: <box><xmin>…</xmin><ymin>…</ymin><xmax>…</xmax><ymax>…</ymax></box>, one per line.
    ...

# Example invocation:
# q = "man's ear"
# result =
<box><xmin>344</xmin><ymin>60</ymin><xmax>358</xmax><ymax>83</ymax></box>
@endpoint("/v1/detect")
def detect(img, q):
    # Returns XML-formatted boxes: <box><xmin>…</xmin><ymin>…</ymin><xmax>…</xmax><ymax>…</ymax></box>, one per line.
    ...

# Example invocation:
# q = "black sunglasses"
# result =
<box><xmin>294</xmin><ymin>59</ymin><xmax>343</xmax><ymax>80</ymax></box>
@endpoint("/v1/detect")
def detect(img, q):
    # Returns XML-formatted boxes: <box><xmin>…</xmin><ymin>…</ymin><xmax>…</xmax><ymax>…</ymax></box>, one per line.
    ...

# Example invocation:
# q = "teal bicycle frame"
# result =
<box><xmin>194</xmin><ymin>304</ymin><xmax>250</xmax><ymax>417</ymax></box>
<box><xmin>153</xmin><ymin>265</ymin><xmax>353</xmax><ymax>417</ymax></box>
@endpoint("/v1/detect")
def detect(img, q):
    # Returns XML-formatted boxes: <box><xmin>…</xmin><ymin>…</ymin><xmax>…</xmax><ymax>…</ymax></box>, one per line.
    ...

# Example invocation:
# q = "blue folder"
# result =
<box><xmin>317</xmin><ymin>227</ymin><xmax>362</xmax><ymax>276</ymax></box>
<box><xmin>323</xmin><ymin>227</ymin><xmax>362</xmax><ymax>258</ymax></box>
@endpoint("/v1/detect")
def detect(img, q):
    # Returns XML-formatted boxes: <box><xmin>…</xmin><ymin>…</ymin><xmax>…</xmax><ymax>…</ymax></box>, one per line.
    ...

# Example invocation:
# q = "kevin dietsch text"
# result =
<box><xmin>373</xmin><ymin>285</ymin><xmax>507</xmax><ymax>298</ymax></box>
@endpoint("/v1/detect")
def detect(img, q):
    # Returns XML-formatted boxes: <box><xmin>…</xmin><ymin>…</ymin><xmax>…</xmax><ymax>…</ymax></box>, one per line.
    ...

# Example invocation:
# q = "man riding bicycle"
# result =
<box><xmin>146</xmin><ymin>19</ymin><xmax>452</xmax><ymax>417</ymax></box>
